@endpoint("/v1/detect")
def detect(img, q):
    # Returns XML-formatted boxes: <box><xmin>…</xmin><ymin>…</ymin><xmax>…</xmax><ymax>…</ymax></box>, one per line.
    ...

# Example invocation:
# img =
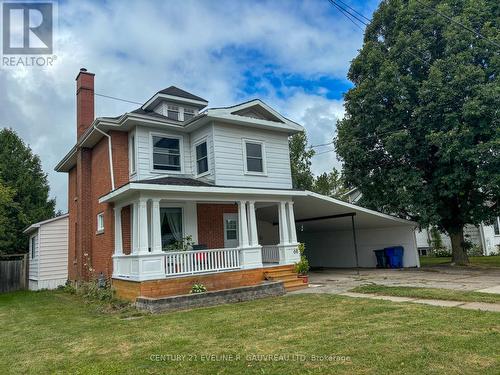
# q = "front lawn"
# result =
<box><xmin>0</xmin><ymin>291</ymin><xmax>499</xmax><ymax>374</ymax></box>
<box><xmin>420</xmin><ymin>255</ymin><xmax>500</xmax><ymax>267</ymax></box>
<box><xmin>351</xmin><ymin>284</ymin><xmax>500</xmax><ymax>304</ymax></box>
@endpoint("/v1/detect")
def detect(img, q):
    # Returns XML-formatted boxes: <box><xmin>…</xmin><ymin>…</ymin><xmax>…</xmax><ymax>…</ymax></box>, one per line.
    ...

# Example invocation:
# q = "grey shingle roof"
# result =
<box><xmin>135</xmin><ymin>177</ymin><xmax>214</xmax><ymax>187</ymax></box>
<box><xmin>158</xmin><ymin>86</ymin><xmax>207</xmax><ymax>103</ymax></box>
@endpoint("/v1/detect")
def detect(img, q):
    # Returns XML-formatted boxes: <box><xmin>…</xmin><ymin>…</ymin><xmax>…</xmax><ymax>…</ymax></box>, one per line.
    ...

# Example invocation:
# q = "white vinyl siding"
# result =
<box><xmin>212</xmin><ymin>122</ymin><xmax>292</xmax><ymax>189</ymax></box>
<box><xmin>38</xmin><ymin>218</ymin><xmax>69</xmax><ymax>282</ymax></box>
<box><xmin>29</xmin><ymin>233</ymin><xmax>39</xmax><ymax>280</ymax></box>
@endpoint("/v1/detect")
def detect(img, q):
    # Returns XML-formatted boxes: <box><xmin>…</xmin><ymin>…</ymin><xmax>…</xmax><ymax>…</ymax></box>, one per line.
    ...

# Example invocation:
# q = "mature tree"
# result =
<box><xmin>313</xmin><ymin>169</ymin><xmax>349</xmax><ymax>198</ymax></box>
<box><xmin>0</xmin><ymin>129</ymin><xmax>55</xmax><ymax>253</ymax></box>
<box><xmin>289</xmin><ymin>132</ymin><xmax>315</xmax><ymax>190</ymax></box>
<box><xmin>335</xmin><ymin>0</ymin><xmax>499</xmax><ymax>265</ymax></box>
<box><xmin>0</xmin><ymin>180</ymin><xmax>16</xmax><ymax>252</ymax></box>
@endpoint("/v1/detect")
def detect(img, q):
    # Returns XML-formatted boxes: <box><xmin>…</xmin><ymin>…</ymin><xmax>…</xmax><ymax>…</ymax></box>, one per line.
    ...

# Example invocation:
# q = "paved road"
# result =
<box><xmin>295</xmin><ymin>267</ymin><xmax>500</xmax><ymax>295</ymax></box>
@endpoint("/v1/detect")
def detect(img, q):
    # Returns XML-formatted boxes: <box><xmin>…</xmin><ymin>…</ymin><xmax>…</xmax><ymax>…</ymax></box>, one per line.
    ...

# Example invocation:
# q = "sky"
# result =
<box><xmin>0</xmin><ymin>0</ymin><xmax>380</xmax><ymax>212</ymax></box>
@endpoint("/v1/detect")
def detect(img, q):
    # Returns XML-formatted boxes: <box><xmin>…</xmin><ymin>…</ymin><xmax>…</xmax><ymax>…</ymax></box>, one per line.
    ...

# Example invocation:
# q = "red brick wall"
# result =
<box><xmin>89</xmin><ymin>132</ymin><xmax>129</xmax><ymax>278</ymax></box>
<box><xmin>121</xmin><ymin>205</ymin><xmax>131</xmax><ymax>255</ymax></box>
<box><xmin>67</xmin><ymin>167</ymin><xmax>77</xmax><ymax>280</ymax></box>
<box><xmin>197</xmin><ymin>204</ymin><xmax>238</xmax><ymax>249</ymax></box>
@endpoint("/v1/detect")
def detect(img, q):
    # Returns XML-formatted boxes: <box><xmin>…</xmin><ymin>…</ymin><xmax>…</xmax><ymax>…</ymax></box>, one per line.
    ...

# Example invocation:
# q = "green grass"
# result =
<box><xmin>1</xmin><ymin>291</ymin><xmax>500</xmax><ymax>374</ymax></box>
<box><xmin>351</xmin><ymin>284</ymin><xmax>500</xmax><ymax>304</ymax></box>
<box><xmin>420</xmin><ymin>255</ymin><xmax>500</xmax><ymax>267</ymax></box>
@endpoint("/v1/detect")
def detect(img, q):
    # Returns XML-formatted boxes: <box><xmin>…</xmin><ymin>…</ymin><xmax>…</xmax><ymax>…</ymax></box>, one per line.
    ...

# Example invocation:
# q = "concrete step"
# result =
<box><xmin>264</xmin><ymin>270</ymin><xmax>297</xmax><ymax>278</ymax></box>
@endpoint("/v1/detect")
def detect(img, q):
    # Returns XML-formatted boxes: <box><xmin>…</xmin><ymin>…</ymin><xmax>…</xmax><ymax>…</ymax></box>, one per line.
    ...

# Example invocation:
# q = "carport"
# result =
<box><xmin>256</xmin><ymin>192</ymin><xmax>420</xmax><ymax>268</ymax></box>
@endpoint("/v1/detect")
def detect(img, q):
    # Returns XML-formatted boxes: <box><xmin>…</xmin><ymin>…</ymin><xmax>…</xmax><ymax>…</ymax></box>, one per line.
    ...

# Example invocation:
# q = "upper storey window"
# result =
<box><xmin>196</xmin><ymin>141</ymin><xmax>208</xmax><ymax>175</ymax></box>
<box><xmin>152</xmin><ymin>135</ymin><xmax>181</xmax><ymax>171</ymax></box>
<box><xmin>243</xmin><ymin>139</ymin><xmax>266</xmax><ymax>175</ymax></box>
<box><xmin>184</xmin><ymin>107</ymin><xmax>195</xmax><ymax>121</ymax></box>
<box><xmin>167</xmin><ymin>105</ymin><xmax>179</xmax><ymax>121</ymax></box>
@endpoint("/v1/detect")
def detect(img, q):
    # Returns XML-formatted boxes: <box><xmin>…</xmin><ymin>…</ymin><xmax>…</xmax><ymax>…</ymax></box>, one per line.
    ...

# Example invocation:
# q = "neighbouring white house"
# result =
<box><xmin>24</xmin><ymin>214</ymin><xmax>69</xmax><ymax>290</ymax></box>
<box><xmin>345</xmin><ymin>188</ymin><xmax>500</xmax><ymax>256</ymax></box>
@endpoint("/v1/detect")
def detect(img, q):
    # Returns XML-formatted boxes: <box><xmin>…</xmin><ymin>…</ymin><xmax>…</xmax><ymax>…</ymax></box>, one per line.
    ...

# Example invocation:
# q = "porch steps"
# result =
<box><xmin>263</xmin><ymin>266</ymin><xmax>308</xmax><ymax>291</ymax></box>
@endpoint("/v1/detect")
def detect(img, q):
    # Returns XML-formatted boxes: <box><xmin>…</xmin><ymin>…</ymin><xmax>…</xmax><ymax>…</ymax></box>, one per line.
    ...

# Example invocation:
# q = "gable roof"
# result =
<box><xmin>23</xmin><ymin>214</ymin><xmax>69</xmax><ymax>234</ymax></box>
<box><xmin>158</xmin><ymin>86</ymin><xmax>208</xmax><ymax>103</ymax></box>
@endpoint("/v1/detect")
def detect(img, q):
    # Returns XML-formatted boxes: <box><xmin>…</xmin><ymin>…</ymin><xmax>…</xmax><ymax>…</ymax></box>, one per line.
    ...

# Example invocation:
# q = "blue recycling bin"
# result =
<box><xmin>384</xmin><ymin>246</ymin><xmax>404</xmax><ymax>268</ymax></box>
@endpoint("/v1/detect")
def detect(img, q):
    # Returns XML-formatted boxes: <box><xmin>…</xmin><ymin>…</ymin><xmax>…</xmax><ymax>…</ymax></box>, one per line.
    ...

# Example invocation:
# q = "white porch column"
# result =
<box><xmin>137</xmin><ymin>198</ymin><xmax>149</xmax><ymax>254</ymax></box>
<box><xmin>150</xmin><ymin>198</ymin><xmax>162</xmax><ymax>253</ymax></box>
<box><xmin>238</xmin><ymin>201</ymin><xmax>250</xmax><ymax>248</ymax></box>
<box><xmin>278</xmin><ymin>201</ymin><xmax>290</xmax><ymax>245</ymax></box>
<box><xmin>287</xmin><ymin>201</ymin><xmax>298</xmax><ymax>244</ymax></box>
<box><xmin>131</xmin><ymin>202</ymin><xmax>138</xmax><ymax>253</ymax></box>
<box><xmin>248</xmin><ymin>201</ymin><xmax>259</xmax><ymax>246</ymax></box>
<box><xmin>113</xmin><ymin>206</ymin><xmax>123</xmax><ymax>255</ymax></box>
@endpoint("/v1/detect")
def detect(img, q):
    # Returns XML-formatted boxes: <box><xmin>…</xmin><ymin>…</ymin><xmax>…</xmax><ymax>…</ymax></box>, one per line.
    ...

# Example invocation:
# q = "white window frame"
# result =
<box><xmin>182</xmin><ymin>107</ymin><xmax>196</xmax><ymax>122</ymax></box>
<box><xmin>30</xmin><ymin>234</ymin><xmax>36</xmax><ymax>259</ymax></box>
<box><xmin>150</xmin><ymin>132</ymin><xmax>184</xmax><ymax>174</ymax></box>
<box><xmin>493</xmin><ymin>217</ymin><xmax>500</xmax><ymax>236</ymax></box>
<box><xmin>193</xmin><ymin>137</ymin><xmax>210</xmax><ymax>177</ymax></box>
<box><xmin>129</xmin><ymin>131</ymin><xmax>137</xmax><ymax>176</ymax></box>
<box><xmin>96</xmin><ymin>212</ymin><xmax>105</xmax><ymax>234</ymax></box>
<box><xmin>167</xmin><ymin>105</ymin><xmax>180</xmax><ymax>121</ymax></box>
<box><xmin>242</xmin><ymin>138</ymin><xmax>267</xmax><ymax>176</ymax></box>
<box><xmin>159</xmin><ymin>204</ymin><xmax>185</xmax><ymax>248</ymax></box>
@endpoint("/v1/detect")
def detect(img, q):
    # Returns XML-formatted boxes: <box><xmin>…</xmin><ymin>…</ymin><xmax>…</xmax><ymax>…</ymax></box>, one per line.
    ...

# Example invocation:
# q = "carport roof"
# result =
<box><xmin>292</xmin><ymin>192</ymin><xmax>416</xmax><ymax>231</ymax></box>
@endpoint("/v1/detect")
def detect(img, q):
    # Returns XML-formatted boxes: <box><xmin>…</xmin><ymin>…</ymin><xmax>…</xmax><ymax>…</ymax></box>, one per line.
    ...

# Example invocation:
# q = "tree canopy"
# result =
<box><xmin>0</xmin><ymin>128</ymin><xmax>55</xmax><ymax>254</ymax></box>
<box><xmin>335</xmin><ymin>0</ymin><xmax>499</xmax><ymax>264</ymax></box>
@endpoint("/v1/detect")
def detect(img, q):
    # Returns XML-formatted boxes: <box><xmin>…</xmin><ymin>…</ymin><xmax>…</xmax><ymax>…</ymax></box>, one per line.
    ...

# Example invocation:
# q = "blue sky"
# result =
<box><xmin>0</xmin><ymin>0</ymin><xmax>380</xmax><ymax>211</ymax></box>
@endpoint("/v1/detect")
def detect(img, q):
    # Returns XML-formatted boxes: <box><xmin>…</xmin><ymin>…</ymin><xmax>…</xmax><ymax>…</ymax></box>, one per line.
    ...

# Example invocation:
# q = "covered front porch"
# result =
<box><xmin>110</xmin><ymin>194</ymin><xmax>300</xmax><ymax>282</ymax></box>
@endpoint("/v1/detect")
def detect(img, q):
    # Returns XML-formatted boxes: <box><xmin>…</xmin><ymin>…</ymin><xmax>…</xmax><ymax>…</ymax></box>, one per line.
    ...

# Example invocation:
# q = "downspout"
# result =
<box><xmin>93</xmin><ymin>125</ymin><xmax>115</xmax><ymax>191</ymax></box>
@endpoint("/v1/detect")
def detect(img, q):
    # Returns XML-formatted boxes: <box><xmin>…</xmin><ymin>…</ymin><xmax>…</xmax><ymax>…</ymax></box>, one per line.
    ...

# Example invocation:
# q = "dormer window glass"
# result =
<box><xmin>196</xmin><ymin>141</ymin><xmax>208</xmax><ymax>175</ymax></box>
<box><xmin>152</xmin><ymin>136</ymin><xmax>181</xmax><ymax>171</ymax></box>
<box><xmin>167</xmin><ymin>105</ymin><xmax>179</xmax><ymax>121</ymax></box>
<box><xmin>184</xmin><ymin>107</ymin><xmax>195</xmax><ymax>121</ymax></box>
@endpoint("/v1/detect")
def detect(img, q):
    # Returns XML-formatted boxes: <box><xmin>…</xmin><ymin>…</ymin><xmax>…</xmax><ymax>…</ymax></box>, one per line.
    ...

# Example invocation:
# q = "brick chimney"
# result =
<box><xmin>76</xmin><ymin>68</ymin><xmax>95</xmax><ymax>139</ymax></box>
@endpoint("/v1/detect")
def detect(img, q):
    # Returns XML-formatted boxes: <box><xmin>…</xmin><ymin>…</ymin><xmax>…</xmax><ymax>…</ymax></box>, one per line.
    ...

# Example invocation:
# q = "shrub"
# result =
<box><xmin>467</xmin><ymin>245</ymin><xmax>483</xmax><ymax>257</ymax></box>
<box><xmin>191</xmin><ymin>283</ymin><xmax>207</xmax><ymax>294</ymax></box>
<box><xmin>432</xmin><ymin>248</ymin><xmax>451</xmax><ymax>257</ymax></box>
<box><xmin>294</xmin><ymin>242</ymin><xmax>310</xmax><ymax>275</ymax></box>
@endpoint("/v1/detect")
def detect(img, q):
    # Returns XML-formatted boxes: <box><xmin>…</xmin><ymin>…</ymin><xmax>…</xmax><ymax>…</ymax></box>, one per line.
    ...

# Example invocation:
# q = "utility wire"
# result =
<box><xmin>414</xmin><ymin>0</ymin><xmax>500</xmax><ymax>49</ymax></box>
<box><xmin>310</xmin><ymin>141</ymin><xmax>334</xmax><ymax>148</ymax></box>
<box><xmin>328</xmin><ymin>0</ymin><xmax>365</xmax><ymax>32</ymax></box>
<box><xmin>335</xmin><ymin>0</ymin><xmax>371</xmax><ymax>22</ymax></box>
<box><xmin>95</xmin><ymin>92</ymin><xmax>142</xmax><ymax>105</ymax></box>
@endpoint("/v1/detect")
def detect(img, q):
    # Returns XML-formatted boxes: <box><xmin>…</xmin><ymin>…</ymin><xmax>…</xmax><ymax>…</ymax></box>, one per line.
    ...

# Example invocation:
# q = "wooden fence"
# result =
<box><xmin>0</xmin><ymin>254</ymin><xmax>28</xmax><ymax>293</ymax></box>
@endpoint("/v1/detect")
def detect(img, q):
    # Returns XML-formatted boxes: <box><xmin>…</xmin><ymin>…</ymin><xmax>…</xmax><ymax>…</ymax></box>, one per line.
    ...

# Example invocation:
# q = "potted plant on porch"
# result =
<box><xmin>294</xmin><ymin>243</ymin><xmax>310</xmax><ymax>283</ymax></box>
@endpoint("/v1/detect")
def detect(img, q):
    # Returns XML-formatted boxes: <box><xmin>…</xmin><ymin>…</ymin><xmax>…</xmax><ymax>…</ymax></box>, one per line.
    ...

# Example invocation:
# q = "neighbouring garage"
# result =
<box><xmin>256</xmin><ymin>192</ymin><xmax>420</xmax><ymax>268</ymax></box>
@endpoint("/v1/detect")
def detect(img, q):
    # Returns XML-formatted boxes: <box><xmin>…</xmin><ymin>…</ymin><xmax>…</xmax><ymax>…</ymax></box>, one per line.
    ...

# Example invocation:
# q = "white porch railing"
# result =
<box><xmin>261</xmin><ymin>245</ymin><xmax>280</xmax><ymax>263</ymax></box>
<box><xmin>165</xmin><ymin>248</ymin><xmax>241</xmax><ymax>276</ymax></box>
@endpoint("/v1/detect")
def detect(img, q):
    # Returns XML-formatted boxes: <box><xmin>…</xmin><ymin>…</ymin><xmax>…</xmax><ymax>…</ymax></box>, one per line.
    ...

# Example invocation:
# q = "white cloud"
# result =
<box><xmin>0</xmin><ymin>0</ymin><xmax>374</xmax><ymax>211</ymax></box>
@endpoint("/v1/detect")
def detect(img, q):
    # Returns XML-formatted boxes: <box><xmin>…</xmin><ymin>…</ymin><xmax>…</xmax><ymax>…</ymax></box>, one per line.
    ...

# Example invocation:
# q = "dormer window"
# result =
<box><xmin>167</xmin><ymin>105</ymin><xmax>179</xmax><ymax>121</ymax></box>
<box><xmin>184</xmin><ymin>107</ymin><xmax>195</xmax><ymax>121</ymax></box>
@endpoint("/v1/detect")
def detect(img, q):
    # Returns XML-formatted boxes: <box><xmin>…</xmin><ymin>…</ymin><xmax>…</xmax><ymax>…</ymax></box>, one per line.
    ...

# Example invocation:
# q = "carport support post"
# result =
<box><xmin>351</xmin><ymin>215</ymin><xmax>360</xmax><ymax>275</ymax></box>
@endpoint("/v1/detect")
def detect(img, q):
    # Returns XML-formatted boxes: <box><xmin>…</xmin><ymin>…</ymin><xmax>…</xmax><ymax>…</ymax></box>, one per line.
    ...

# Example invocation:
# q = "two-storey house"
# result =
<box><xmin>56</xmin><ymin>69</ymin><xmax>420</xmax><ymax>301</ymax></box>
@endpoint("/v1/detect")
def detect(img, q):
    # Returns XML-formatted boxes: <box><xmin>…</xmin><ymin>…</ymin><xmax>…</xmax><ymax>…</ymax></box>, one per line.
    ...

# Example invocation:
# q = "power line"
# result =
<box><xmin>328</xmin><ymin>0</ymin><xmax>365</xmax><ymax>32</ymax></box>
<box><xmin>95</xmin><ymin>92</ymin><xmax>142</xmax><ymax>105</ymax></box>
<box><xmin>414</xmin><ymin>0</ymin><xmax>500</xmax><ymax>49</ymax></box>
<box><xmin>329</xmin><ymin>0</ymin><xmax>368</xmax><ymax>28</ymax></box>
<box><xmin>313</xmin><ymin>148</ymin><xmax>336</xmax><ymax>156</ymax></box>
<box><xmin>310</xmin><ymin>141</ymin><xmax>334</xmax><ymax>148</ymax></box>
<box><xmin>335</xmin><ymin>0</ymin><xmax>371</xmax><ymax>22</ymax></box>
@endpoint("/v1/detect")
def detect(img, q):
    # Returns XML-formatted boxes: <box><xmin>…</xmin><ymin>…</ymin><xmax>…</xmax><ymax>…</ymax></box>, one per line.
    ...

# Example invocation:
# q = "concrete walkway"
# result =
<box><xmin>298</xmin><ymin>267</ymin><xmax>500</xmax><ymax>295</ymax></box>
<box><xmin>339</xmin><ymin>292</ymin><xmax>500</xmax><ymax>312</ymax></box>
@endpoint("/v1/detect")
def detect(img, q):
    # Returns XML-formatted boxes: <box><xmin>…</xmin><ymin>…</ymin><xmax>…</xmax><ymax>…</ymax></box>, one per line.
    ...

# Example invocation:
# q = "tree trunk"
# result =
<box><xmin>449</xmin><ymin>227</ymin><xmax>469</xmax><ymax>265</ymax></box>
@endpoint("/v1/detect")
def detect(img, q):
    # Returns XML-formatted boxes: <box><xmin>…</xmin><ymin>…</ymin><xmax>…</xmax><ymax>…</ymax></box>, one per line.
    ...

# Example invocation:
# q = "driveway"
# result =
<box><xmin>296</xmin><ymin>267</ymin><xmax>500</xmax><ymax>295</ymax></box>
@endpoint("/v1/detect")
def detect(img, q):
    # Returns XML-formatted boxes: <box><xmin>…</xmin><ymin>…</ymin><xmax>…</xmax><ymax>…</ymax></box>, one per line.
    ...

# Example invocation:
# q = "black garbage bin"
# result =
<box><xmin>374</xmin><ymin>249</ymin><xmax>387</xmax><ymax>268</ymax></box>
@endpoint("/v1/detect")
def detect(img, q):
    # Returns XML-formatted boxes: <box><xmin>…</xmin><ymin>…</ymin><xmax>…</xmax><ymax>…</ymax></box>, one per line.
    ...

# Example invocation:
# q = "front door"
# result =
<box><xmin>223</xmin><ymin>213</ymin><xmax>239</xmax><ymax>248</ymax></box>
